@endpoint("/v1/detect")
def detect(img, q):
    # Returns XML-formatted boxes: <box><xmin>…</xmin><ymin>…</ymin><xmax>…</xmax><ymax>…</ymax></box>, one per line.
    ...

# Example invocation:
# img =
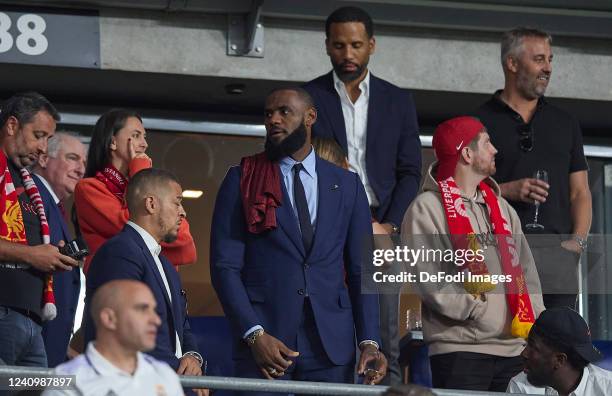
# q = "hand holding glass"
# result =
<box><xmin>526</xmin><ymin>170</ymin><xmax>548</xmax><ymax>230</ymax></box>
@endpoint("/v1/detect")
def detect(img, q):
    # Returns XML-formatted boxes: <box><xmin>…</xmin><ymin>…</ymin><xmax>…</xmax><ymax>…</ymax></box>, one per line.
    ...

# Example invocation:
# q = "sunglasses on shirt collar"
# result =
<box><xmin>518</xmin><ymin>124</ymin><xmax>534</xmax><ymax>152</ymax></box>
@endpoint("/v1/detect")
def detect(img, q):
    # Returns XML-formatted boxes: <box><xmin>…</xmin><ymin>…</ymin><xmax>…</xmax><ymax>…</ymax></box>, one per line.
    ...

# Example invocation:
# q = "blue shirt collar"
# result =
<box><xmin>279</xmin><ymin>146</ymin><xmax>316</xmax><ymax>178</ymax></box>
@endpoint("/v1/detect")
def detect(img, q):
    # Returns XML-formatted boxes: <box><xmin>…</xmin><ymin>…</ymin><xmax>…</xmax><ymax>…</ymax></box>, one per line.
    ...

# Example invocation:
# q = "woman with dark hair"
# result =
<box><xmin>74</xmin><ymin>109</ymin><xmax>196</xmax><ymax>273</ymax></box>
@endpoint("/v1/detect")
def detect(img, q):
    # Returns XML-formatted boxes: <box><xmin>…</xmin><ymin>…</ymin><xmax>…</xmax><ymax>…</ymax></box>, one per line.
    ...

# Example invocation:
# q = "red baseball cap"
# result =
<box><xmin>432</xmin><ymin>116</ymin><xmax>486</xmax><ymax>181</ymax></box>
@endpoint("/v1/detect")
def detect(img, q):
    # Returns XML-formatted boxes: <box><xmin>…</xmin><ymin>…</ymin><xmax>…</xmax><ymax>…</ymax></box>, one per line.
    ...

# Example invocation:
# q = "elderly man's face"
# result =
<box><xmin>39</xmin><ymin>135</ymin><xmax>87</xmax><ymax>201</ymax></box>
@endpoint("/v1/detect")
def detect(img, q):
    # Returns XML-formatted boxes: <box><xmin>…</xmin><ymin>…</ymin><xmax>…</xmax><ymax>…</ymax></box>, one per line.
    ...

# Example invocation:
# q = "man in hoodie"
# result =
<box><xmin>401</xmin><ymin>116</ymin><xmax>545</xmax><ymax>391</ymax></box>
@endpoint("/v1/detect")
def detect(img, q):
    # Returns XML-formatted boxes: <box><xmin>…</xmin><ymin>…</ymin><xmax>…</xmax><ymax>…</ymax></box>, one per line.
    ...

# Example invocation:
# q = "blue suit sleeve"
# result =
<box><xmin>180</xmin><ymin>294</ymin><xmax>199</xmax><ymax>355</ymax></box>
<box><xmin>344</xmin><ymin>173</ymin><xmax>381</xmax><ymax>344</ymax></box>
<box><xmin>210</xmin><ymin>167</ymin><xmax>263</xmax><ymax>336</ymax></box>
<box><xmin>84</xmin><ymin>250</ymin><xmax>144</xmax><ymax>346</ymax></box>
<box><xmin>384</xmin><ymin>91</ymin><xmax>422</xmax><ymax>227</ymax></box>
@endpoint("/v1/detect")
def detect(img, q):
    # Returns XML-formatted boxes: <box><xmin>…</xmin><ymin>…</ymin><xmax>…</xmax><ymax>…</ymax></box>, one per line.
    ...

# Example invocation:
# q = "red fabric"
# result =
<box><xmin>239</xmin><ymin>152</ymin><xmax>282</xmax><ymax>234</ymax></box>
<box><xmin>0</xmin><ymin>151</ymin><xmax>55</xmax><ymax>320</ymax></box>
<box><xmin>0</xmin><ymin>152</ymin><xmax>26</xmax><ymax>243</ymax></box>
<box><xmin>433</xmin><ymin>116</ymin><xmax>485</xmax><ymax>181</ymax></box>
<box><xmin>95</xmin><ymin>164</ymin><xmax>128</xmax><ymax>199</ymax></box>
<box><xmin>437</xmin><ymin>176</ymin><xmax>536</xmax><ymax>338</ymax></box>
<box><xmin>74</xmin><ymin>158</ymin><xmax>196</xmax><ymax>273</ymax></box>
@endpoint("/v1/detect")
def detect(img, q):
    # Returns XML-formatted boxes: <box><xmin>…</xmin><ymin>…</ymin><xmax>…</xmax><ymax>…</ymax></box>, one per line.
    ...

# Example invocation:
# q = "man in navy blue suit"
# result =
<box><xmin>83</xmin><ymin>168</ymin><xmax>206</xmax><ymax>395</ymax></box>
<box><xmin>303</xmin><ymin>7</ymin><xmax>422</xmax><ymax>384</ymax></box>
<box><xmin>33</xmin><ymin>131</ymin><xmax>87</xmax><ymax>367</ymax></box>
<box><xmin>211</xmin><ymin>87</ymin><xmax>387</xmax><ymax>393</ymax></box>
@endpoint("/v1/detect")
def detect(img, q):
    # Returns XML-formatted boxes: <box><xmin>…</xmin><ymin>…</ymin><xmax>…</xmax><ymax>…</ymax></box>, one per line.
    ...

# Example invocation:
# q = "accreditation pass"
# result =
<box><xmin>0</xmin><ymin>375</ymin><xmax>76</xmax><ymax>390</ymax></box>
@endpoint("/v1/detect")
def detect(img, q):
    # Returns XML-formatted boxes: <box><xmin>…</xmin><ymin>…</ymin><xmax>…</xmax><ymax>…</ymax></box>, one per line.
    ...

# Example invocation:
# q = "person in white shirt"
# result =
<box><xmin>44</xmin><ymin>279</ymin><xmax>184</xmax><ymax>396</ymax></box>
<box><xmin>508</xmin><ymin>307</ymin><xmax>612</xmax><ymax>395</ymax></box>
<box><xmin>303</xmin><ymin>7</ymin><xmax>422</xmax><ymax>384</ymax></box>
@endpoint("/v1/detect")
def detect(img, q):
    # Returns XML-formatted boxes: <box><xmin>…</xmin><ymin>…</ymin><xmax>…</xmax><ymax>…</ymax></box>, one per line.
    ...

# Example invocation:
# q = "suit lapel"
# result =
<box><xmin>310</xmin><ymin>158</ymin><xmax>342</xmax><ymax>256</ymax></box>
<box><xmin>33</xmin><ymin>174</ymin><xmax>71</xmax><ymax>243</ymax></box>
<box><xmin>276</xmin><ymin>180</ymin><xmax>306</xmax><ymax>257</ymax></box>
<box><xmin>53</xmin><ymin>204</ymin><xmax>71</xmax><ymax>242</ymax></box>
<box><xmin>365</xmin><ymin>74</ymin><xmax>384</xmax><ymax>175</ymax></box>
<box><xmin>322</xmin><ymin>72</ymin><xmax>348</xmax><ymax>152</ymax></box>
<box><xmin>160</xmin><ymin>256</ymin><xmax>182</xmax><ymax>339</ymax></box>
<box><xmin>128</xmin><ymin>227</ymin><xmax>174</xmax><ymax>310</ymax></box>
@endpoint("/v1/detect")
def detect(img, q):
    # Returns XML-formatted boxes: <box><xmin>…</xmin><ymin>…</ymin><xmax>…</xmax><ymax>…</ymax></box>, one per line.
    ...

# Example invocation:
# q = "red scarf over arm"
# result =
<box><xmin>438</xmin><ymin>176</ymin><xmax>536</xmax><ymax>339</ymax></box>
<box><xmin>239</xmin><ymin>152</ymin><xmax>282</xmax><ymax>234</ymax></box>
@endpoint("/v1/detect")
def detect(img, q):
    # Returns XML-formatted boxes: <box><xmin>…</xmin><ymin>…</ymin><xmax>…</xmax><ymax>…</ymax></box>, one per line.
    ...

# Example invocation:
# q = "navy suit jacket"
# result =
<box><xmin>210</xmin><ymin>156</ymin><xmax>380</xmax><ymax>365</ymax></box>
<box><xmin>83</xmin><ymin>225</ymin><xmax>199</xmax><ymax>370</ymax></box>
<box><xmin>35</xmin><ymin>175</ymin><xmax>81</xmax><ymax>368</ymax></box>
<box><xmin>303</xmin><ymin>72</ymin><xmax>422</xmax><ymax>227</ymax></box>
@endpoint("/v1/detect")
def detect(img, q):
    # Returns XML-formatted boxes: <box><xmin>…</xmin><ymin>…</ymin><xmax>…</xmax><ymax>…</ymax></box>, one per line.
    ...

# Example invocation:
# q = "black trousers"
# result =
<box><xmin>430</xmin><ymin>352</ymin><xmax>523</xmax><ymax>392</ymax></box>
<box><xmin>543</xmin><ymin>293</ymin><xmax>577</xmax><ymax>310</ymax></box>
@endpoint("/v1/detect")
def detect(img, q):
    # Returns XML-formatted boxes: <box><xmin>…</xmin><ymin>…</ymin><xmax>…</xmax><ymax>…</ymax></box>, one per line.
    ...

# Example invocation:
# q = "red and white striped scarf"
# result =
<box><xmin>0</xmin><ymin>150</ymin><xmax>55</xmax><ymax>321</ymax></box>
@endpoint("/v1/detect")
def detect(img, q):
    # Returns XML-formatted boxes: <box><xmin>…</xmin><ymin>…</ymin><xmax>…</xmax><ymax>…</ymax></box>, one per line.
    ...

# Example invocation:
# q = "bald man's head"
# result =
<box><xmin>91</xmin><ymin>280</ymin><xmax>161</xmax><ymax>352</ymax></box>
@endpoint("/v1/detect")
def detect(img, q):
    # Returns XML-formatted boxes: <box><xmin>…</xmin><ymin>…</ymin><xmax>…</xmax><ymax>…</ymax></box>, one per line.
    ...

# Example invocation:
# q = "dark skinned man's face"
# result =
<box><xmin>326</xmin><ymin>22</ymin><xmax>375</xmax><ymax>83</ymax></box>
<box><xmin>264</xmin><ymin>90</ymin><xmax>312</xmax><ymax>161</ymax></box>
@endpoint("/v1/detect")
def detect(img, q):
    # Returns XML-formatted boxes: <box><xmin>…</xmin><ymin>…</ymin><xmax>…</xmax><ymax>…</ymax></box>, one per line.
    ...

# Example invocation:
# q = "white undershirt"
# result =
<box><xmin>127</xmin><ymin>221</ymin><xmax>182</xmax><ymax>358</ymax></box>
<box><xmin>332</xmin><ymin>70</ymin><xmax>379</xmax><ymax>207</ymax></box>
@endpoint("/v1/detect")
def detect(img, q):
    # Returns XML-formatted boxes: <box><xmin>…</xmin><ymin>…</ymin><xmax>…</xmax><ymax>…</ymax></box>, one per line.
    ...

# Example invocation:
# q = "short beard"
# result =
<box><xmin>158</xmin><ymin>217</ymin><xmax>179</xmax><ymax>243</ymax></box>
<box><xmin>162</xmin><ymin>233</ymin><xmax>178</xmax><ymax>244</ymax></box>
<box><xmin>517</xmin><ymin>71</ymin><xmax>546</xmax><ymax>100</ymax></box>
<box><xmin>332</xmin><ymin>60</ymin><xmax>367</xmax><ymax>83</ymax></box>
<box><xmin>265</xmin><ymin>121</ymin><xmax>307</xmax><ymax>162</ymax></box>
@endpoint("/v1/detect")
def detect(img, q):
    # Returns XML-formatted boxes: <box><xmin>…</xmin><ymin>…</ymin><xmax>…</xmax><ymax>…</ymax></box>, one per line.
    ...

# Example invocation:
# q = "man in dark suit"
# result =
<box><xmin>211</xmin><ymin>87</ymin><xmax>387</xmax><ymax>394</ymax></box>
<box><xmin>32</xmin><ymin>131</ymin><xmax>87</xmax><ymax>367</ymax></box>
<box><xmin>83</xmin><ymin>168</ymin><xmax>206</xmax><ymax>395</ymax></box>
<box><xmin>303</xmin><ymin>7</ymin><xmax>421</xmax><ymax>383</ymax></box>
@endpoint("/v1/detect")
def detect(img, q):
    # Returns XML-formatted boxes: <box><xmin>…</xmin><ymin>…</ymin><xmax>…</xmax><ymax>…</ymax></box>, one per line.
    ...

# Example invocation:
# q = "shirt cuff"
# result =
<box><xmin>243</xmin><ymin>325</ymin><xmax>263</xmax><ymax>339</ymax></box>
<box><xmin>359</xmin><ymin>340</ymin><xmax>380</xmax><ymax>350</ymax></box>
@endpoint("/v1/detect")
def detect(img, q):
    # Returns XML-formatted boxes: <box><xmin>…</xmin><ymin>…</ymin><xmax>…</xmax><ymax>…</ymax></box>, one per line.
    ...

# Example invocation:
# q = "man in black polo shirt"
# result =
<box><xmin>475</xmin><ymin>27</ymin><xmax>591</xmax><ymax>309</ymax></box>
<box><xmin>0</xmin><ymin>92</ymin><xmax>79</xmax><ymax>367</ymax></box>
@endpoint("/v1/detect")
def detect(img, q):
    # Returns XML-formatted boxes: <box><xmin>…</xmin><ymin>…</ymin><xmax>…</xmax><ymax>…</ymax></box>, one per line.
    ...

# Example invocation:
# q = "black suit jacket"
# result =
<box><xmin>304</xmin><ymin>72</ymin><xmax>422</xmax><ymax>227</ymax></box>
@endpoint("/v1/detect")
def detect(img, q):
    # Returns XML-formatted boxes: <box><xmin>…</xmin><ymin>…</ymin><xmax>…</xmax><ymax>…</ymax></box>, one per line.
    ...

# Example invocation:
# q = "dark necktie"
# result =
<box><xmin>293</xmin><ymin>163</ymin><xmax>314</xmax><ymax>252</ymax></box>
<box><xmin>57</xmin><ymin>201</ymin><xmax>67</xmax><ymax>219</ymax></box>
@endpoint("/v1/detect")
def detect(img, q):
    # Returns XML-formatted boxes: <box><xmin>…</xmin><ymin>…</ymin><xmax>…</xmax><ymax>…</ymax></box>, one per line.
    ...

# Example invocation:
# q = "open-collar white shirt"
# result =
<box><xmin>46</xmin><ymin>342</ymin><xmax>184</xmax><ymax>396</ymax></box>
<box><xmin>507</xmin><ymin>364</ymin><xmax>612</xmax><ymax>395</ymax></box>
<box><xmin>127</xmin><ymin>221</ymin><xmax>182</xmax><ymax>358</ymax></box>
<box><xmin>332</xmin><ymin>69</ymin><xmax>378</xmax><ymax>207</ymax></box>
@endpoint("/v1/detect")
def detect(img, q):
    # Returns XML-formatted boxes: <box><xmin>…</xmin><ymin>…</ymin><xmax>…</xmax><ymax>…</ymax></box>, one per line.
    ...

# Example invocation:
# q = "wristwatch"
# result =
<box><xmin>389</xmin><ymin>223</ymin><xmax>400</xmax><ymax>234</ymax></box>
<box><xmin>246</xmin><ymin>328</ymin><xmax>265</xmax><ymax>346</ymax></box>
<box><xmin>573</xmin><ymin>235</ymin><xmax>588</xmax><ymax>252</ymax></box>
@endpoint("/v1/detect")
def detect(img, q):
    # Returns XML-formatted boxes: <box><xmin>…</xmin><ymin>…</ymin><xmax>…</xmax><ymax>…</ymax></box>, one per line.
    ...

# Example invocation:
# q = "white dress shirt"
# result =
<box><xmin>507</xmin><ymin>364</ymin><xmax>612</xmax><ymax>395</ymax></box>
<box><xmin>127</xmin><ymin>221</ymin><xmax>182</xmax><ymax>358</ymax></box>
<box><xmin>36</xmin><ymin>174</ymin><xmax>60</xmax><ymax>204</ymax></box>
<box><xmin>333</xmin><ymin>70</ymin><xmax>378</xmax><ymax>207</ymax></box>
<box><xmin>44</xmin><ymin>342</ymin><xmax>184</xmax><ymax>396</ymax></box>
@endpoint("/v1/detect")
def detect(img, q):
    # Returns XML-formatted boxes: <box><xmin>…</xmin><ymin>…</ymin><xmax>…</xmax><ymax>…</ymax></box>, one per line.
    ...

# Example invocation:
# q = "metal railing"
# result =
<box><xmin>0</xmin><ymin>365</ymin><xmax>540</xmax><ymax>395</ymax></box>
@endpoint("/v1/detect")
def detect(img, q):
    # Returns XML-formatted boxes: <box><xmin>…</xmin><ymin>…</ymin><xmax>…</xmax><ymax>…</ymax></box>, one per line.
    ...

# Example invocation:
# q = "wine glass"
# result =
<box><xmin>526</xmin><ymin>170</ymin><xmax>549</xmax><ymax>230</ymax></box>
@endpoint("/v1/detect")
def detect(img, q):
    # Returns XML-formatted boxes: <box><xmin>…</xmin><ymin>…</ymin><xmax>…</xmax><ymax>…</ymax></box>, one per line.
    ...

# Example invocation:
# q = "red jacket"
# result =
<box><xmin>74</xmin><ymin>158</ymin><xmax>197</xmax><ymax>273</ymax></box>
